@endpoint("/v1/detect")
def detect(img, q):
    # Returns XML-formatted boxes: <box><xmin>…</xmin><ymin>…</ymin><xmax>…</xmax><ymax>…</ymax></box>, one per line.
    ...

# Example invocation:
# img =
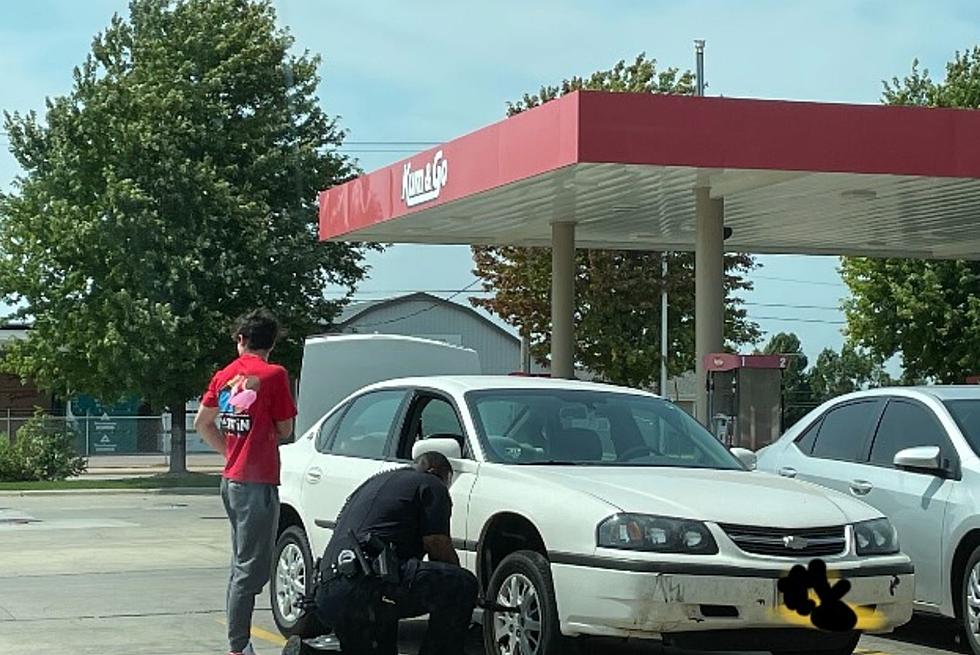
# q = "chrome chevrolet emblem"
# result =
<box><xmin>783</xmin><ymin>535</ymin><xmax>809</xmax><ymax>550</ymax></box>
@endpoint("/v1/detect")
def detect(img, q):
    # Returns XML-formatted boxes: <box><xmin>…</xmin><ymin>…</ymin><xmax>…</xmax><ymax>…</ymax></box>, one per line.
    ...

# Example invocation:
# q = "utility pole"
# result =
<box><xmin>661</xmin><ymin>40</ymin><xmax>706</xmax><ymax>400</ymax></box>
<box><xmin>695</xmin><ymin>40</ymin><xmax>706</xmax><ymax>96</ymax></box>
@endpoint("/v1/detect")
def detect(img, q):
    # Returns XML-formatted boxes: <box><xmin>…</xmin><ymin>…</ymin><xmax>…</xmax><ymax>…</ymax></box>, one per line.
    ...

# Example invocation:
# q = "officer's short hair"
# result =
<box><xmin>414</xmin><ymin>451</ymin><xmax>452</xmax><ymax>479</ymax></box>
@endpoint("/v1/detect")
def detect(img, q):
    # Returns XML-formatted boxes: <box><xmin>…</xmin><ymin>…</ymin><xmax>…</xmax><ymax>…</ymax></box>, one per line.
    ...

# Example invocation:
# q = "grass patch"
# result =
<box><xmin>0</xmin><ymin>472</ymin><xmax>221</xmax><ymax>491</ymax></box>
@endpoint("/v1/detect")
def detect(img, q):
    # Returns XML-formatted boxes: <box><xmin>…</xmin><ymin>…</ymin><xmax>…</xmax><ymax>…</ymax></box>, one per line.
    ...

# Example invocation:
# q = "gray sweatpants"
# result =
<box><xmin>221</xmin><ymin>478</ymin><xmax>280</xmax><ymax>653</ymax></box>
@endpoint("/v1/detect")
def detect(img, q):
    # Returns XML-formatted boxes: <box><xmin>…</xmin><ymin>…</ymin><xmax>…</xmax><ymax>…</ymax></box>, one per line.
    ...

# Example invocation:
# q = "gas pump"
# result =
<box><xmin>704</xmin><ymin>353</ymin><xmax>787</xmax><ymax>450</ymax></box>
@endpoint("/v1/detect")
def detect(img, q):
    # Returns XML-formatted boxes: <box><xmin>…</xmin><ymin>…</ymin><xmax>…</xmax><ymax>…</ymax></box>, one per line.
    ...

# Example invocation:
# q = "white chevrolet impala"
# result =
<box><xmin>270</xmin><ymin>367</ymin><xmax>912</xmax><ymax>655</ymax></box>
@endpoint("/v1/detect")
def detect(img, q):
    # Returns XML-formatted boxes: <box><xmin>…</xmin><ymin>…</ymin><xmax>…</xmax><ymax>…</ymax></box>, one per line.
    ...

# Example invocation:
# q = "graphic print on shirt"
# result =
<box><xmin>218</xmin><ymin>374</ymin><xmax>260</xmax><ymax>437</ymax></box>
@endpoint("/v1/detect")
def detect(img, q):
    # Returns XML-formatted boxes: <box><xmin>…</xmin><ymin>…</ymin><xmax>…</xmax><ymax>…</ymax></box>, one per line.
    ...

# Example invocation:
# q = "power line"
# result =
<box><xmin>745</xmin><ymin>301</ymin><xmax>841</xmax><ymax>311</ymax></box>
<box><xmin>326</xmin><ymin>288</ymin><xmax>843</xmax><ymax>312</ymax></box>
<box><xmin>751</xmin><ymin>315</ymin><xmax>846</xmax><ymax>325</ymax></box>
<box><xmin>752</xmin><ymin>274</ymin><xmax>846</xmax><ymax>288</ymax></box>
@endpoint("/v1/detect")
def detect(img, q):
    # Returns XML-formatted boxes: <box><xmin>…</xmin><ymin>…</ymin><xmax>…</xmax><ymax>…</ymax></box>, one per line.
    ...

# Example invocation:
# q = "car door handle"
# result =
<box><xmin>306</xmin><ymin>467</ymin><xmax>324</xmax><ymax>484</ymax></box>
<box><xmin>849</xmin><ymin>479</ymin><xmax>873</xmax><ymax>496</ymax></box>
<box><xmin>778</xmin><ymin>466</ymin><xmax>797</xmax><ymax>479</ymax></box>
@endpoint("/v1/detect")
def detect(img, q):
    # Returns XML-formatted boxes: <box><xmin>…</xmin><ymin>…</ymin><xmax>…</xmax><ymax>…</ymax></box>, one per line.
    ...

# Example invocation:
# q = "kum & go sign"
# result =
<box><xmin>401</xmin><ymin>150</ymin><xmax>448</xmax><ymax>207</ymax></box>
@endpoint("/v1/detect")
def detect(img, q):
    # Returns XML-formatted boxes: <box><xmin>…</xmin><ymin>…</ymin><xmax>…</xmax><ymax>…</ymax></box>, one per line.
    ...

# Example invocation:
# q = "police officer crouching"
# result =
<box><xmin>285</xmin><ymin>451</ymin><xmax>478</xmax><ymax>655</ymax></box>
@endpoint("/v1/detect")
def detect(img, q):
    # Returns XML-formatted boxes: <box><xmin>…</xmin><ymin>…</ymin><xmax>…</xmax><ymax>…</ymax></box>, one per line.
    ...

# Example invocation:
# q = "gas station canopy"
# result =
<box><xmin>320</xmin><ymin>91</ymin><xmax>980</xmax><ymax>259</ymax></box>
<box><xmin>318</xmin><ymin>91</ymin><xmax>980</xmax><ymax>422</ymax></box>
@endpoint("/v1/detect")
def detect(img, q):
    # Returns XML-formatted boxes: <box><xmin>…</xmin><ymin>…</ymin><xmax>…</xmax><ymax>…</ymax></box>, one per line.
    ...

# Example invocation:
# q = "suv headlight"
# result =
<box><xmin>853</xmin><ymin>518</ymin><xmax>899</xmax><ymax>556</ymax></box>
<box><xmin>597</xmin><ymin>513</ymin><xmax>718</xmax><ymax>555</ymax></box>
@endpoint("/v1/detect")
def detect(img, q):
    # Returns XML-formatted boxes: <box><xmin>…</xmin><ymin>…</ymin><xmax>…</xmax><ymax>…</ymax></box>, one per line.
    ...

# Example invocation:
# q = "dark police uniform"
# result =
<box><xmin>313</xmin><ymin>467</ymin><xmax>478</xmax><ymax>655</ymax></box>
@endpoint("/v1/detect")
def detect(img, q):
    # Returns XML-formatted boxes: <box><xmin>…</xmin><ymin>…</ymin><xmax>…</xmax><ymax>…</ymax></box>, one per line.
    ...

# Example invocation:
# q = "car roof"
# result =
<box><xmin>903</xmin><ymin>385</ymin><xmax>980</xmax><ymax>401</ymax></box>
<box><xmin>361</xmin><ymin>375</ymin><xmax>659</xmax><ymax>398</ymax></box>
<box><xmin>826</xmin><ymin>385</ymin><xmax>980</xmax><ymax>404</ymax></box>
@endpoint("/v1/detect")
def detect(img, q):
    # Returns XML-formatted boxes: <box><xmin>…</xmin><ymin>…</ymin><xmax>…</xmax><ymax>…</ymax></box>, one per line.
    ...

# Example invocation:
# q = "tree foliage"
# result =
<box><xmin>843</xmin><ymin>48</ymin><xmax>980</xmax><ymax>383</ymax></box>
<box><xmin>759</xmin><ymin>332</ymin><xmax>811</xmax><ymax>426</ymax></box>
<box><xmin>808</xmin><ymin>344</ymin><xmax>894</xmax><ymax>401</ymax></box>
<box><xmin>472</xmin><ymin>54</ymin><xmax>760</xmax><ymax>388</ymax></box>
<box><xmin>759</xmin><ymin>332</ymin><xmax>895</xmax><ymax>427</ymax></box>
<box><xmin>0</xmin><ymin>0</ymin><xmax>373</xmax><ymax>469</ymax></box>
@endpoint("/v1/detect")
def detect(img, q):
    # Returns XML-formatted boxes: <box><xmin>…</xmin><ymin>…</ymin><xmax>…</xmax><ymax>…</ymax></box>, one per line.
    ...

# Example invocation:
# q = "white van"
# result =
<box><xmin>294</xmin><ymin>334</ymin><xmax>481</xmax><ymax>439</ymax></box>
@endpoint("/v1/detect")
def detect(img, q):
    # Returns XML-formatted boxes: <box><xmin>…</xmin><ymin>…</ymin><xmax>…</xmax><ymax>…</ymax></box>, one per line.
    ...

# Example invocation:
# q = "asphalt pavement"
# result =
<box><xmin>0</xmin><ymin>492</ymin><xmax>966</xmax><ymax>655</ymax></box>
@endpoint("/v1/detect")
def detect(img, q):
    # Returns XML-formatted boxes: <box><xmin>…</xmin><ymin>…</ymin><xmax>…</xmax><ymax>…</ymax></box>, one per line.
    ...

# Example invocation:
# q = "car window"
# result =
<box><xmin>400</xmin><ymin>395</ymin><xmax>470</xmax><ymax>460</ymax></box>
<box><xmin>314</xmin><ymin>406</ymin><xmax>346</xmax><ymax>453</ymax></box>
<box><xmin>466</xmin><ymin>389</ymin><xmax>743</xmax><ymax>470</ymax></box>
<box><xmin>419</xmin><ymin>397</ymin><xmax>464</xmax><ymax>439</ymax></box>
<box><xmin>944</xmin><ymin>399</ymin><xmax>980</xmax><ymax>457</ymax></box>
<box><xmin>870</xmin><ymin>400</ymin><xmax>948</xmax><ymax>467</ymax></box>
<box><xmin>810</xmin><ymin>400</ymin><xmax>881</xmax><ymax>462</ymax></box>
<box><xmin>329</xmin><ymin>390</ymin><xmax>406</xmax><ymax>459</ymax></box>
<box><xmin>794</xmin><ymin>419</ymin><xmax>821</xmax><ymax>454</ymax></box>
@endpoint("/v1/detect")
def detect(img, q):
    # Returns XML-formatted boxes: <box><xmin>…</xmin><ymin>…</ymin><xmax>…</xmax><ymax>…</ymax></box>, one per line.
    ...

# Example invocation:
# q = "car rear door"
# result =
<box><xmin>301</xmin><ymin>388</ymin><xmax>410</xmax><ymax>557</ymax></box>
<box><xmin>777</xmin><ymin>398</ymin><xmax>885</xmax><ymax>497</ymax></box>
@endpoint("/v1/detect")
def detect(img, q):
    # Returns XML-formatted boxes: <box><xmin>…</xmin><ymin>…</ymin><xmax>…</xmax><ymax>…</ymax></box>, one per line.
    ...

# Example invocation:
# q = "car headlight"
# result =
<box><xmin>853</xmin><ymin>518</ymin><xmax>899</xmax><ymax>556</ymax></box>
<box><xmin>597</xmin><ymin>513</ymin><xmax>718</xmax><ymax>555</ymax></box>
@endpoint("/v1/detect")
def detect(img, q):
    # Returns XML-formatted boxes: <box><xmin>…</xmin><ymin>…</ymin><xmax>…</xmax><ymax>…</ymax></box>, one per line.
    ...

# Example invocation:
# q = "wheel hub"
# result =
<box><xmin>276</xmin><ymin>542</ymin><xmax>306</xmax><ymax>623</ymax></box>
<box><xmin>493</xmin><ymin>572</ymin><xmax>543</xmax><ymax>655</ymax></box>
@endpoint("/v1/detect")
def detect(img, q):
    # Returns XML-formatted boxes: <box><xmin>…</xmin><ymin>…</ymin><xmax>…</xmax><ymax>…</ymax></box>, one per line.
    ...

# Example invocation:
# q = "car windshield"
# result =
<box><xmin>466</xmin><ymin>388</ymin><xmax>744</xmax><ymax>469</ymax></box>
<box><xmin>944</xmin><ymin>399</ymin><xmax>980</xmax><ymax>455</ymax></box>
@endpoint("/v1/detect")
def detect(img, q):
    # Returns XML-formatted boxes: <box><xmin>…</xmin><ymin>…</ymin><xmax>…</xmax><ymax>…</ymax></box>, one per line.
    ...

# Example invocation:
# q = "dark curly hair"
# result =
<box><xmin>232</xmin><ymin>308</ymin><xmax>280</xmax><ymax>351</ymax></box>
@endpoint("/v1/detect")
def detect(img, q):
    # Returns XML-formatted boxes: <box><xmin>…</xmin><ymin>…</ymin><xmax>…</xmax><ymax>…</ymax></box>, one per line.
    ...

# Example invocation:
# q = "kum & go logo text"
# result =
<box><xmin>401</xmin><ymin>150</ymin><xmax>448</xmax><ymax>207</ymax></box>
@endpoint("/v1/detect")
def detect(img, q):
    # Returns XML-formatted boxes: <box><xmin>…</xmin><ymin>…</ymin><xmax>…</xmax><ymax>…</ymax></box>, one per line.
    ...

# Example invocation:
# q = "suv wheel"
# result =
<box><xmin>271</xmin><ymin>525</ymin><xmax>322</xmax><ymax>637</ymax></box>
<box><xmin>962</xmin><ymin>545</ymin><xmax>980</xmax><ymax>655</ymax></box>
<box><xmin>483</xmin><ymin>550</ymin><xmax>565</xmax><ymax>655</ymax></box>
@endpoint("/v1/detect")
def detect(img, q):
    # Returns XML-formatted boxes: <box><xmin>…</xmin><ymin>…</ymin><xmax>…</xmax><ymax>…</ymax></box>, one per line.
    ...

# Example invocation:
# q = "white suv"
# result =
<box><xmin>757</xmin><ymin>386</ymin><xmax>980</xmax><ymax>654</ymax></box>
<box><xmin>272</xmin><ymin>362</ymin><xmax>912</xmax><ymax>654</ymax></box>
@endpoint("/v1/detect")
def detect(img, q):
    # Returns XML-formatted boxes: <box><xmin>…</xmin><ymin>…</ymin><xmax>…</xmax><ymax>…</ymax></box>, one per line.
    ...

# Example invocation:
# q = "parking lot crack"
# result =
<box><xmin>10</xmin><ymin>609</ymin><xmax>225</xmax><ymax>623</ymax></box>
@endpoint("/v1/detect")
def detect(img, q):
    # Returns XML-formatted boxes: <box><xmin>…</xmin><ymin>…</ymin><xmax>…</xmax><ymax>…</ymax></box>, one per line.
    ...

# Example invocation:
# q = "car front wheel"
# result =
<box><xmin>271</xmin><ymin>525</ymin><xmax>322</xmax><ymax>638</ymax></box>
<box><xmin>961</xmin><ymin>544</ymin><xmax>980</xmax><ymax>655</ymax></box>
<box><xmin>483</xmin><ymin>550</ymin><xmax>566</xmax><ymax>655</ymax></box>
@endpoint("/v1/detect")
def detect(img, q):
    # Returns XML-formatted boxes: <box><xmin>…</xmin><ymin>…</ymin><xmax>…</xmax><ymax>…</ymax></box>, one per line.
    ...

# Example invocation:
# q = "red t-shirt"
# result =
<box><xmin>201</xmin><ymin>353</ymin><xmax>297</xmax><ymax>485</ymax></box>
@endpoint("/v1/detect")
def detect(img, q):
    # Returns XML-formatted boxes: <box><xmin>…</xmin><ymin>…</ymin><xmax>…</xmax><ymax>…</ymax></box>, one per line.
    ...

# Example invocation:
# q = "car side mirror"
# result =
<box><xmin>730</xmin><ymin>447</ymin><xmax>757</xmax><ymax>470</ymax></box>
<box><xmin>893</xmin><ymin>446</ymin><xmax>943</xmax><ymax>474</ymax></box>
<box><xmin>412</xmin><ymin>437</ymin><xmax>462</xmax><ymax>461</ymax></box>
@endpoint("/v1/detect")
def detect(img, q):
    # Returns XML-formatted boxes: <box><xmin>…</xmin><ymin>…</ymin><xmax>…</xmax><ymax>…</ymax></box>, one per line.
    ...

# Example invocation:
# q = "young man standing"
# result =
<box><xmin>195</xmin><ymin>309</ymin><xmax>297</xmax><ymax>655</ymax></box>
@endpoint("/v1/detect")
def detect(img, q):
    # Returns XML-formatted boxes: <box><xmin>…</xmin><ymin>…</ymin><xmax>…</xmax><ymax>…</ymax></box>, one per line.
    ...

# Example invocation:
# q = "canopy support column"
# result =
<box><xmin>695</xmin><ymin>188</ymin><xmax>725</xmax><ymax>425</ymax></box>
<box><xmin>551</xmin><ymin>222</ymin><xmax>576</xmax><ymax>379</ymax></box>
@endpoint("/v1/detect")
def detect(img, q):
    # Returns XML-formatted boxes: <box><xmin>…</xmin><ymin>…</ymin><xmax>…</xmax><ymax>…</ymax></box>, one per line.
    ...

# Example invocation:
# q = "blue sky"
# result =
<box><xmin>1</xmin><ymin>0</ymin><xmax>977</xmax><ymax>367</ymax></box>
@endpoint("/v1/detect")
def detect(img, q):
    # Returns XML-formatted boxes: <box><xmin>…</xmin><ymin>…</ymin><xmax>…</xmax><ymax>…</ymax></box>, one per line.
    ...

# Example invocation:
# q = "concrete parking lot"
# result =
<box><xmin>0</xmin><ymin>492</ymin><xmax>965</xmax><ymax>655</ymax></box>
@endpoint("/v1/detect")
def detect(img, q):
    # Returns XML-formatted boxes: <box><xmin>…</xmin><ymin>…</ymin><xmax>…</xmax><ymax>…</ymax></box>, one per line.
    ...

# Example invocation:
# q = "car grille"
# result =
<box><xmin>719</xmin><ymin>523</ymin><xmax>846</xmax><ymax>557</ymax></box>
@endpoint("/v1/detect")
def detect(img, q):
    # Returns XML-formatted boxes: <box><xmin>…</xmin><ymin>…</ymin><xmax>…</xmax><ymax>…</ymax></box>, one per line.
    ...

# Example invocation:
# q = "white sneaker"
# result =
<box><xmin>228</xmin><ymin>643</ymin><xmax>258</xmax><ymax>655</ymax></box>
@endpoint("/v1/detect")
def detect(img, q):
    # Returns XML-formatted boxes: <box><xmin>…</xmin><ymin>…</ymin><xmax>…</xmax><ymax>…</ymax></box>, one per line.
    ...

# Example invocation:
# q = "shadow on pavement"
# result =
<box><xmin>873</xmin><ymin>614</ymin><xmax>965</xmax><ymax>653</ymax></box>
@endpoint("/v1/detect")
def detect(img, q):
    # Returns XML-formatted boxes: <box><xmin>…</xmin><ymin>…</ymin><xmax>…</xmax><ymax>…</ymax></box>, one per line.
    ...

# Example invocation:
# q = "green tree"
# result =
<box><xmin>472</xmin><ymin>55</ymin><xmax>760</xmax><ymax>388</ymax></box>
<box><xmin>807</xmin><ymin>344</ymin><xmax>894</xmax><ymax>403</ymax></box>
<box><xmin>842</xmin><ymin>48</ymin><xmax>980</xmax><ymax>383</ymax></box>
<box><xmin>0</xmin><ymin>0</ymin><xmax>374</xmax><ymax>472</ymax></box>
<box><xmin>758</xmin><ymin>332</ymin><xmax>812</xmax><ymax>427</ymax></box>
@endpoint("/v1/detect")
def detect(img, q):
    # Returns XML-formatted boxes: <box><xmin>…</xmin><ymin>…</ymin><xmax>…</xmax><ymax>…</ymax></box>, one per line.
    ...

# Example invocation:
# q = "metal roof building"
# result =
<box><xmin>334</xmin><ymin>292</ymin><xmax>529</xmax><ymax>375</ymax></box>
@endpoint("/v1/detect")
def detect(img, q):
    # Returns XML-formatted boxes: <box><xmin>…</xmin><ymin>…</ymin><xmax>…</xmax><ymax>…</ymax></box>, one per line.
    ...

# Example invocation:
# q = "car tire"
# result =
<box><xmin>271</xmin><ymin>525</ymin><xmax>323</xmax><ymax>638</ymax></box>
<box><xmin>770</xmin><ymin>632</ymin><xmax>860</xmax><ymax>655</ymax></box>
<box><xmin>483</xmin><ymin>550</ymin><xmax>567</xmax><ymax>655</ymax></box>
<box><xmin>960</xmin><ymin>544</ymin><xmax>980</xmax><ymax>655</ymax></box>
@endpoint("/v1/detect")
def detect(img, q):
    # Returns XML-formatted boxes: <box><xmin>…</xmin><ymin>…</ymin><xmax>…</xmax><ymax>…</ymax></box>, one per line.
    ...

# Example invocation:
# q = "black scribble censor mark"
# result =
<box><xmin>777</xmin><ymin>559</ymin><xmax>857</xmax><ymax>632</ymax></box>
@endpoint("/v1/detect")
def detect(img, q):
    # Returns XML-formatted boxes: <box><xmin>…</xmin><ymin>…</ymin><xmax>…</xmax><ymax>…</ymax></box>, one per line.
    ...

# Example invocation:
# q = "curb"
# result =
<box><xmin>0</xmin><ymin>487</ymin><xmax>219</xmax><ymax>497</ymax></box>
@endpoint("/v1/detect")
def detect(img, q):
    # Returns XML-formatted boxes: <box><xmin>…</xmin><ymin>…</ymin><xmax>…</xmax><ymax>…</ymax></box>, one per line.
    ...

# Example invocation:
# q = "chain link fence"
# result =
<box><xmin>0</xmin><ymin>409</ymin><xmax>211</xmax><ymax>456</ymax></box>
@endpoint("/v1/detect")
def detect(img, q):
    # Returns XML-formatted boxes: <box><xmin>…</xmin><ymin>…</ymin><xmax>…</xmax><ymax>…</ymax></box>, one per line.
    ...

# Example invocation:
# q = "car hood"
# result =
<box><xmin>526</xmin><ymin>466</ymin><xmax>880</xmax><ymax>527</ymax></box>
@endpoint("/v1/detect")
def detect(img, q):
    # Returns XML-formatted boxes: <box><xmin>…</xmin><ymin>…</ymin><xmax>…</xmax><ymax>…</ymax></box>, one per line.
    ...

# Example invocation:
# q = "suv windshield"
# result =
<box><xmin>466</xmin><ymin>388</ymin><xmax>744</xmax><ymax>469</ymax></box>
<box><xmin>944</xmin><ymin>399</ymin><xmax>980</xmax><ymax>455</ymax></box>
